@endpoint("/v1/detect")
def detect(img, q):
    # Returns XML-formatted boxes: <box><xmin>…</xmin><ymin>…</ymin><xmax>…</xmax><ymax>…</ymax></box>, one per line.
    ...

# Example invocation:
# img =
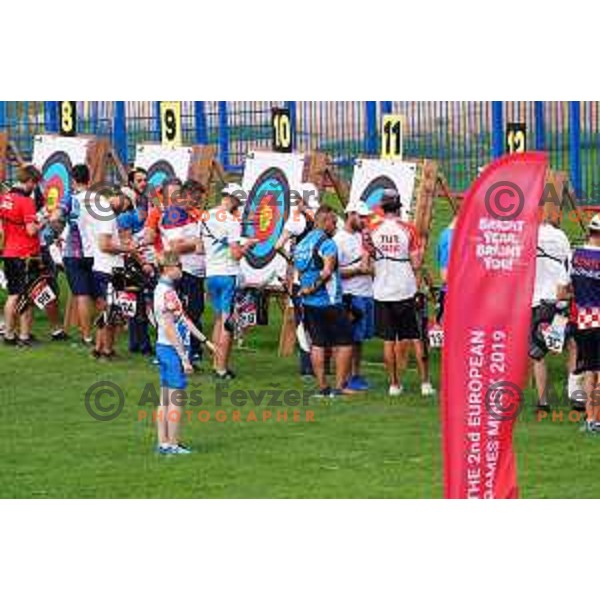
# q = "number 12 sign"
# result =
<box><xmin>381</xmin><ymin>114</ymin><xmax>403</xmax><ymax>160</ymax></box>
<box><xmin>506</xmin><ymin>123</ymin><xmax>526</xmax><ymax>154</ymax></box>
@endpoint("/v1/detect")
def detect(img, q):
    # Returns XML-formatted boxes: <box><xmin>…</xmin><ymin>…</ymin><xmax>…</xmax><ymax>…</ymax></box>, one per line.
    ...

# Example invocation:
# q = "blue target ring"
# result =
<box><xmin>147</xmin><ymin>160</ymin><xmax>176</xmax><ymax>191</ymax></box>
<box><xmin>41</xmin><ymin>152</ymin><xmax>73</xmax><ymax>211</ymax></box>
<box><xmin>242</xmin><ymin>167</ymin><xmax>290</xmax><ymax>269</ymax></box>
<box><xmin>360</xmin><ymin>175</ymin><xmax>398</xmax><ymax>210</ymax></box>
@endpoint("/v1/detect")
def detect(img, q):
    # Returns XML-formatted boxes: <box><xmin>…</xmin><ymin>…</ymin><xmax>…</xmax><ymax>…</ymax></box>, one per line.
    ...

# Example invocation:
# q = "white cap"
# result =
<box><xmin>589</xmin><ymin>214</ymin><xmax>600</xmax><ymax>232</ymax></box>
<box><xmin>345</xmin><ymin>201</ymin><xmax>373</xmax><ymax>216</ymax></box>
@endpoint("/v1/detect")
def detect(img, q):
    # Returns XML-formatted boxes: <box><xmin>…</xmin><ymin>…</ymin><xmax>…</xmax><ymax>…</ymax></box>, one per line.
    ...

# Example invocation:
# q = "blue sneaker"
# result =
<box><xmin>346</xmin><ymin>375</ymin><xmax>369</xmax><ymax>392</ymax></box>
<box><xmin>157</xmin><ymin>444</ymin><xmax>173</xmax><ymax>455</ymax></box>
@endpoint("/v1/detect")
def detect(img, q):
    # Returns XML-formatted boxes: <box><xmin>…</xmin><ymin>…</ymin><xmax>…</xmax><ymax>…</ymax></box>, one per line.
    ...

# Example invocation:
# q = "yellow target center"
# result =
<box><xmin>258</xmin><ymin>205</ymin><xmax>273</xmax><ymax>233</ymax></box>
<box><xmin>46</xmin><ymin>187</ymin><xmax>60</xmax><ymax>211</ymax></box>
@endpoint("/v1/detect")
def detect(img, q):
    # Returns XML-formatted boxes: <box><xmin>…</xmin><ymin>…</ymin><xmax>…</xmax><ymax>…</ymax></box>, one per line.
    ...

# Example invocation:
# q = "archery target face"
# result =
<box><xmin>32</xmin><ymin>135</ymin><xmax>91</xmax><ymax>211</ymax></box>
<box><xmin>242</xmin><ymin>167</ymin><xmax>290</xmax><ymax>269</ymax></box>
<box><xmin>239</xmin><ymin>151</ymin><xmax>307</xmax><ymax>286</ymax></box>
<box><xmin>134</xmin><ymin>144</ymin><xmax>193</xmax><ymax>191</ymax></box>
<box><xmin>348</xmin><ymin>158</ymin><xmax>417</xmax><ymax>222</ymax></box>
<box><xmin>146</xmin><ymin>160</ymin><xmax>177</xmax><ymax>190</ymax></box>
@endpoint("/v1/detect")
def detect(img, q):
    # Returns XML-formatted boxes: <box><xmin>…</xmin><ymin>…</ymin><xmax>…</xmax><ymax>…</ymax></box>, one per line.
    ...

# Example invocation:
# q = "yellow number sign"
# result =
<box><xmin>160</xmin><ymin>101</ymin><xmax>182</xmax><ymax>147</ymax></box>
<box><xmin>272</xmin><ymin>108</ymin><xmax>292</xmax><ymax>152</ymax></box>
<box><xmin>59</xmin><ymin>101</ymin><xmax>76</xmax><ymax>137</ymax></box>
<box><xmin>381</xmin><ymin>114</ymin><xmax>403</xmax><ymax>159</ymax></box>
<box><xmin>506</xmin><ymin>123</ymin><xmax>526</xmax><ymax>154</ymax></box>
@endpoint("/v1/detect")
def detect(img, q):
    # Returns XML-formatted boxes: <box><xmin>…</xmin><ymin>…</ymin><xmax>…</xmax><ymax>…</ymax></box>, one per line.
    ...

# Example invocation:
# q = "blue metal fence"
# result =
<box><xmin>0</xmin><ymin>100</ymin><xmax>598</xmax><ymax>202</ymax></box>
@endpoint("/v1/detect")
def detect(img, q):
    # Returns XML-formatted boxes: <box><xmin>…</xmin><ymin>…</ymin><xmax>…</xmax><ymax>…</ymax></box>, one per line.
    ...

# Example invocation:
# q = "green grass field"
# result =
<box><xmin>1</xmin><ymin>198</ymin><xmax>599</xmax><ymax>498</ymax></box>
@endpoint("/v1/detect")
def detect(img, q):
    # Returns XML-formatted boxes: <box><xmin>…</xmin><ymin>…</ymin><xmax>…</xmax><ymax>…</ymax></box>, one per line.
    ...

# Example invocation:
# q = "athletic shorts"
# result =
<box><xmin>206</xmin><ymin>275</ymin><xmax>236</xmax><ymax>316</ymax></box>
<box><xmin>565</xmin><ymin>321</ymin><xmax>577</xmax><ymax>341</ymax></box>
<box><xmin>156</xmin><ymin>343</ymin><xmax>187</xmax><ymax>390</ymax></box>
<box><xmin>375</xmin><ymin>297</ymin><xmax>420</xmax><ymax>342</ymax></box>
<box><xmin>303</xmin><ymin>304</ymin><xmax>353</xmax><ymax>348</ymax></box>
<box><xmin>529</xmin><ymin>303</ymin><xmax>558</xmax><ymax>360</ymax></box>
<box><xmin>93</xmin><ymin>271</ymin><xmax>113</xmax><ymax>302</ymax></box>
<box><xmin>64</xmin><ymin>257</ymin><xmax>95</xmax><ymax>296</ymax></box>
<box><xmin>2</xmin><ymin>257</ymin><xmax>28</xmax><ymax>295</ymax></box>
<box><xmin>575</xmin><ymin>328</ymin><xmax>600</xmax><ymax>375</ymax></box>
<box><xmin>179</xmin><ymin>272</ymin><xmax>205</xmax><ymax>320</ymax></box>
<box><xmin>345</xmin><ymin>295</ymin><xmax>375</xmax><ymax>343</ymax></box>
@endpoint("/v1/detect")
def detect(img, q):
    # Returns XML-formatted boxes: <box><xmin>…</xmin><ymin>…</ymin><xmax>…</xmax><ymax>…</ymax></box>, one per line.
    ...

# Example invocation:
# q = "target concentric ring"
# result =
<box><xmin>41</xmin><ymin>151</ymin><xmax>73</xmax><ymax>212</ymax></box>
<box><xmin>359</xmin><ymin>175</ymin><xmax>399</xmax><ymax>211</ymax></box>
<box><xmin>242</xmin><ymin>167</ymin><xmax>290</xmax><ymax>269</ymax></box>
<box><xmin>147</xmin><ymin>160</ymin><xmax>177</xmax><ymax>191</ymax></box>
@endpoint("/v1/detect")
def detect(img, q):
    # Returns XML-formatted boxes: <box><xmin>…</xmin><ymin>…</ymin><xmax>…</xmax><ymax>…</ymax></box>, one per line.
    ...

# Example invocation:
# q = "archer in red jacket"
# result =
<box><xmin>0</xmin><ymin>165</ymin><xmax>44</xmax><ymax>346</ymax></box>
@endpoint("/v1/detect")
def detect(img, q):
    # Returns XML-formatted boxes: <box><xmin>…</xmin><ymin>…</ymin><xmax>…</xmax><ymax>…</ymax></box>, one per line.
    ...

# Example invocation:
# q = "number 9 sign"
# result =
<box><xmin>160</xmin><ymin>101</ymin><xmax>182</xmax><ymax>148</ymax></box>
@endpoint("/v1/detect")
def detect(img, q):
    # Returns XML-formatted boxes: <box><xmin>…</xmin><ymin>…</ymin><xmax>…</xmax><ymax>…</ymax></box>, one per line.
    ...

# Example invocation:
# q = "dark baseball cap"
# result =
<box><xmin>380</xmin><ymin>189</ymin><xmax>402</xmax><ymax>212</ymax></box>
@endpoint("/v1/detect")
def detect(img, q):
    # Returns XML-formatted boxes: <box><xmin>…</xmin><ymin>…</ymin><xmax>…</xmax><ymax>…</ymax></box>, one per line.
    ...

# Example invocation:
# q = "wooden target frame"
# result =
<box><xmin>543</xmin><ymin>169</ymin><xmax>587</xmax><ymax>241</ymax></box>
<box><xmin>237</xmin><ymin>150</ymin><xmax>347</xmax><ymax>288</ymax></box>
<box><xmin>31</xmin><ymin>134</ymin><xmax>127</xmax><ymax>211</ymax></box>
<box><xmin>470</xmin><ymin>164</ymin><xmax>587</xmax><ymax>241</ymax></box>
<box><xmin>133</xmin><ymin>142</ymin><xmax>226</xmax><ymax>196</ymax></box>
<box><xmin>347</xmin><ymin>156</ymin><xmax>454</xmax><ymax>253</ymax></box>
<box><xmin>229</xmin><ymin>149</ymin><xmax>347</xmax><ymax>356</ymax></box>
<box><xmin>0</xmin><ymin>130</ymin><xmax>27</xmax><ymax>188</ymax></box>
<box><xmin>31</xmin><ymin>134</ymin><xmax>126</xmax><ymax>332</ymax></box>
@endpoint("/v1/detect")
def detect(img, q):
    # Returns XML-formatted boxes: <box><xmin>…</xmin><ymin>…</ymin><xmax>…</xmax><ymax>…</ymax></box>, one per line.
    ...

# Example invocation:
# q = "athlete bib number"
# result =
<box><xmin>236</xmin><ymin>290</ymin><xmax>258</xmax><ymax>330</ymax></box>
<box><xmin>541</xmin><ymin>314</ymin><xmax>568</xmax><ymax>354</ymax></box>
<box><xmin>31</xmin><ymin>280</ymin><xmax>56</xmax><ymax>309</ymax></box>
<box><xmin>428</xmin><ymin>323</ymin><xmax>444</xmax><ymax>348</ymax></box>
<box><xmin>116</xmin><ymin>291</ymin><xmax>137</xmax><ymax>318</ymax></box>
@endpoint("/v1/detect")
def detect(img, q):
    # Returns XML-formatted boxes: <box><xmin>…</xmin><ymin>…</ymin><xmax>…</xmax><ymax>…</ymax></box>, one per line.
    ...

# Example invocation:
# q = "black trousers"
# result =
<box><xmin>178</xmin><ymin>273</ymin><xmax>205</xmax><ymax>360</ymax></box>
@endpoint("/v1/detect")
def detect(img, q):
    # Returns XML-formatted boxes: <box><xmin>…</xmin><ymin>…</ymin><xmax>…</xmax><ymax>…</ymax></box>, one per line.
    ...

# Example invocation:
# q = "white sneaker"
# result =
<box><xmin>421</xmin><ymin>382</ymin><xmax>436</xmax><ymax>397</ymax></box>
<box><xmin>388</xmin><ymin>384</ymin><xmax>403</xmax><ymax>397</ymax></box>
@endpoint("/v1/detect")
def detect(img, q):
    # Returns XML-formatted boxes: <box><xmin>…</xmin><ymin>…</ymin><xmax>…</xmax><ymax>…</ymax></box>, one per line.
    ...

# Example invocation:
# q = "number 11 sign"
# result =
<box><xmin>381</xmin><ymin>114</ymin><xmax>403</xmax><ymax>160</ymax></box>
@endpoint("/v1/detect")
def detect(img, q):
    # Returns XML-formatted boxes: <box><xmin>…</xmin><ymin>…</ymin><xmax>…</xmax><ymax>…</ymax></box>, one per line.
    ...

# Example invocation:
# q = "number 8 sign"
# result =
<box><xmin>58</xmin><ymin>101</ymin><xmax>77</xmax><ymax>137</ymax></box>
<box><xmin>160</xmin><ymin>101</ymin><xmax>182</xmax><ymax>148</ymax></box>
